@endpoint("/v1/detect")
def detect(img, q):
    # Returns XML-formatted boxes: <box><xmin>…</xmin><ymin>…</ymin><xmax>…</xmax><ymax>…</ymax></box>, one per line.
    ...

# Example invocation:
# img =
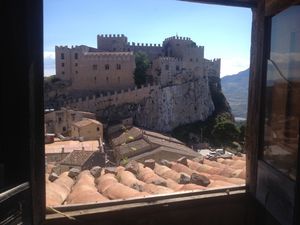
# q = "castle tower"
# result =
<box><xmin>97</xmin><ymin>34</ymin><xmax>128</xmax><ymax>52</ymax></box>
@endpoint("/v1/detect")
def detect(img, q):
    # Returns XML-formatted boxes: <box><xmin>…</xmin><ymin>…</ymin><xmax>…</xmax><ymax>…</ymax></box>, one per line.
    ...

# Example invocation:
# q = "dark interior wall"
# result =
<box><xmin>2</xmin><ymin>0</ymin><xmax>45</xmax><ymax>224</ymax></box>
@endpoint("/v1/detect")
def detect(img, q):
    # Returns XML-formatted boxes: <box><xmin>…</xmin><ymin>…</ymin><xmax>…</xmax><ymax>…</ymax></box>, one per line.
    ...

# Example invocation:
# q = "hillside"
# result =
<box><xmin>221</xmin><ymin>69</ymin><xmax>249</xmax><ymax>119</ymax></box>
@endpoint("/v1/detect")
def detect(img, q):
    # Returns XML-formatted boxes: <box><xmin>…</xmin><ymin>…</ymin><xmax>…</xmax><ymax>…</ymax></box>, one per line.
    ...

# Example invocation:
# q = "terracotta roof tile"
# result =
<box><xmin>60</xmin><ymin>150</ymin><xmax>95</xmax><ymax>166</ymax></box>
<box><xmin>46</xmin><ymin>154</ymin><xmax>246</xmax><ymax>207</ymax></box>
<box><xmin>72</xmin><ymin>118</ymin><xmax>101</xmax><ymax>128</ymax></box>
<box><xmin>45</xmin><ymin>140</ymin><xmax>99</xmax><ymax>154</ymax></box>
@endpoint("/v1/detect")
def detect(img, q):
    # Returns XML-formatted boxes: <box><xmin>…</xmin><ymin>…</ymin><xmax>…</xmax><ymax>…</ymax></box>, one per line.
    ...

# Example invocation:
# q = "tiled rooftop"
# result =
<box><xmin>45</xmin><ymin>140</ymin><xmax>99</xmax><ymax>154</ymax></box>
<box><xmin>72</xmin><ymin>118</ymin><xmax>101</xmax><ymax>128</ymax></box>
<box><xmin>60</xmin><ymin>150</ymin><xmax>95</xmax><ymax>166</ymax></box>
<box><xmin>46</xmin><ymin>154</ymin><xmax>246</xmax><ymax>207</ymax></box>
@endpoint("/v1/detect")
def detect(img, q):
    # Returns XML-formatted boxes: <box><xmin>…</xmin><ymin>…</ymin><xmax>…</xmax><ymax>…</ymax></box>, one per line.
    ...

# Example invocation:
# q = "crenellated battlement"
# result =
<box><xmin>55</xmin><ymin>34</ymin><xmax>220</xmax><ymax>92</ymax></box>
<box><xmin>164</xmin><ymin>36</ymin><xmax>192</xmax><ymax>42</ymax></box>
<box><xmin>129</xmin><ymin>42</ymin><xmax>162</xmax><ymax>47</ymax></box>
<box><xmin>98</xmin><ymin>34</ymin><xmax>126</xmax><ymax>38</ymax></box>
<box><xmin>55</xmin><ymin>45</ymin><xmax>70</xmax><ymax>50</ymax></box>
<box><xmin>61</xmin><ymin>84</ymin><xmax>160</xmax><ymax>112</ymax></box>
<box><xmin>158</xmin><ymin>57</ymin><xmax>183</xmax><ymax>62</ymax></box>
<box><xmin>207</xmin><ymin>58</ymin><xmax>221</xmax><ymax>63</ymax></box>
<box><xmin>83</xmin><ymin>52</ymin><xmax>134</xmax><ymax>61</ymax></box>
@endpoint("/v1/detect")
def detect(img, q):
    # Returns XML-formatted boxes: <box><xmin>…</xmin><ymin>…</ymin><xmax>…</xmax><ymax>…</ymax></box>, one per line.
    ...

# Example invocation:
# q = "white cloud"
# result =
<box><xmin>44</xmin><ymin>51</ymin><xmax>55</xmax><ymax>60</ymax></box>
<box><xmin>44</xmin><ymin>51</ymin><xmax>55</xmax><ymax>76</ymax></box>
<box><xmin>220</xmin><ymin>57</ymin><xmax>249</xmax><ymax>77</ymax></box>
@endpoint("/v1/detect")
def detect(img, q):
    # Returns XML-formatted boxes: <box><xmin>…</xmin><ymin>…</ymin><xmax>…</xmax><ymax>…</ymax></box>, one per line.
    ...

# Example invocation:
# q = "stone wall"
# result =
<box><xmin>135</xmin><ymin>76</ymin><xmax>215</xmax><ymax>131</ymax></box>
<box><xmin>60</xmin><ymin>77</ymin><xmax>215</xmax><ymax>132</ymax></box>
<box><xmin>61</xmin><ymin>84</ymin><xmax>160</xmax><ymax>113</ymax></box>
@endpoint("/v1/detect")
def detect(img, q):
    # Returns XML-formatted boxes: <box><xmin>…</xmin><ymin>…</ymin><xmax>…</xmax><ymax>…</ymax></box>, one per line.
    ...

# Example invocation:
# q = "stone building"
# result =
<box><xmin>55</xmin><ymin>34</ymin><xmax>220</xmax><ymax>92</ymax></box>
<box><xmin>109</xmin><ymin>126</ymin><xmax>199</xmax><ymax>164</ymax></box>
<box><xmin>56</xmin><ymin>150</ymin><xmax>106</xmax><ymax>174</ymax></box>
<box><xmin>44</xmin><ymin>107</ymin><xmax>96</xmax><ymax>135</ymax></box>
<box><xmin>71</xmin><ymin>118</ymin><xmax>103</xmax><ymax>141</ymax></box>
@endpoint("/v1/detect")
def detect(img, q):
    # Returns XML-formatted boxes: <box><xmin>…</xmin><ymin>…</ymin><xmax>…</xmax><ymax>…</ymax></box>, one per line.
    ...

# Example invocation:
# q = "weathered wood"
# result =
<box><xmin>45</xmin><ymin>190</ymin><xmax>247</xmax><ymax>225</ymax></box>
<box><xmin>182</xmin><ymin>0</ymin><xmax>257</xmax><ymax>8</ymax></box>
<box><xmin>245</xmin><ymin>0</ymin><xmax>266</xmax><ymax>195</ymax></box>
<box><xmin>0</xmin><ymin>182</ymin><xmax>30</xmax><ymax>204</ymax></box>
<box><xmin>265</xmin><ymin>0</ymin><xmax>300</xmax><ymax>16</ymax></box>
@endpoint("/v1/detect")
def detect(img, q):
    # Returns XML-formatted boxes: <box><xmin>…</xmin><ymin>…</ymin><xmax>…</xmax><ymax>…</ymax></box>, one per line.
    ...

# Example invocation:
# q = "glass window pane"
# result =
<box><xmin>263</xmin><ymin>6</ymin><xmax>300</xmax><ymax>181</ymax></box>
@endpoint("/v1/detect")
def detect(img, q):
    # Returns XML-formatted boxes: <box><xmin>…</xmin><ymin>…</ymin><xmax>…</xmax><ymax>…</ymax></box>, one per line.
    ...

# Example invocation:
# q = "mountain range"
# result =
<box><xmin>221</xmin><ymin>68</ymin><xmax>249</xmax><ymax>119</ymax></box>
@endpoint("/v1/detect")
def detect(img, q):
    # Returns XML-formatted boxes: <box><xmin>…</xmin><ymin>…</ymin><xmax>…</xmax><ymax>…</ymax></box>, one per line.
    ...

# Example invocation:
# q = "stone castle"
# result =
<box><xmin>56</xmin><ymin>34</ymin><xmax>220</xmax><ymax>91</ymax></box>
<box><xmin>51</xmin><ymin>34</ymin><xmax>223</xmax><ymax>131</ymax></box>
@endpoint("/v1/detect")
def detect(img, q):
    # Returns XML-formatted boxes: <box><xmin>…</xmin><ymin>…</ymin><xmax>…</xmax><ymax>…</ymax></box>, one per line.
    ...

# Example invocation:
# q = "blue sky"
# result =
<box><xmin>44</xmin><ymin>0</ymin><xmax>252</xmax><ymax>77</ymax></box>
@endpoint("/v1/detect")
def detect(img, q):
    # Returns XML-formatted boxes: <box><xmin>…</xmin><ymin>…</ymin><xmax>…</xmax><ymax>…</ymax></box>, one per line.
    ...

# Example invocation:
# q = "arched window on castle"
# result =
<box><xmin>74</xmin><ymin>53</ymin><xmax>78</xmax><ymax>59</ymax></box>
<box><xmin>116</xmin><ymin>64</ymin><xmax>121</xmax><ymax>70</ymax></box>
<box><xmin>105</xmin><ymin>64</ymin><xmax>110</xmax><ymax>70</ymax></box>
<box><xmin>61</xmin><ymin>53</ymin><xmax>64</xmax><ymax>60</ymax></box>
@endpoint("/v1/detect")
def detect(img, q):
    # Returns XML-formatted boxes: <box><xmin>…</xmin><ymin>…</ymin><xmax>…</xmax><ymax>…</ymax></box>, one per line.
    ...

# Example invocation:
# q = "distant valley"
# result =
<box><xmin>221</xmin><ymin>69</ymin><xmax>249</xmax><ymax>120</ymax></box>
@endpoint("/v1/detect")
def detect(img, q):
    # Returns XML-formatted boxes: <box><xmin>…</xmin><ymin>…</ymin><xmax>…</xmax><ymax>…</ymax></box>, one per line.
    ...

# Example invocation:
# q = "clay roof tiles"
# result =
<box><xmin>46</xmin><ymin>154</ymin><xmax>246</xmax><ymax>207</ymax></box>
<box><xmin>60</xmin><ymin>150</ymin><xmax>95</xmax><ymax>166</ymax></box>
<box><xmin>72</xmin><ymin>118</ymin><xmax>101</xmax><ymax>128</ymax></box>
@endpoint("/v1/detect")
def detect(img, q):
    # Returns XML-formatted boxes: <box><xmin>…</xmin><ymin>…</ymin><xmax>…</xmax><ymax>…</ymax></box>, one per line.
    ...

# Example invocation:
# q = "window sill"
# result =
<box><xmin>45</xmin><ymin>185</ymin><xmax>246</xmax><ymax>223</ymax></box>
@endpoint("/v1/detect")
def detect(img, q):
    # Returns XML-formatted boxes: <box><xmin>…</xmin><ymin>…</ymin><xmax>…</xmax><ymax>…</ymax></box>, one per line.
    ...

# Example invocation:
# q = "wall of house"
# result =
<box><xmin>45</xmin><ymin>108</ymin><xmax>96</xmax><ymax>135</ymax></box>
<box><xmin>71</xmin><ymin>122</ymin><xmax>103</xmax><ymax>141</ymax></box>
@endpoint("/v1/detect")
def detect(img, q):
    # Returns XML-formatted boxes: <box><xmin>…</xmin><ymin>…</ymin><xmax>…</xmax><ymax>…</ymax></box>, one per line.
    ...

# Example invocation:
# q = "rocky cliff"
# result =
<box><xmin>45</xmin><ymin>75</ymin><xmax>231</xmax><ymax>133</ymax></box>
<box><xmin>135</xmin><ymin>77</ymin><xmax>215</xmax><ymax>131</ymax></box>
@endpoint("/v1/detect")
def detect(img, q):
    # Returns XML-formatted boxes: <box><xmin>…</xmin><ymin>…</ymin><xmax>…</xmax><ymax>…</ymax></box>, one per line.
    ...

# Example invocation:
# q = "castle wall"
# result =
<box><xmin>152</xmin><ymin>57</ymin><xmax>184</xmax><ymax>86</ymax></box>
<box><xmin>161</xmin><ymin>36</ymin><xmax>205</xmax><ymax>75</ymax></box>
<box><xmin>128</xmin><ymin>43</ymin><xmax>163</xmax><ymax>60</ymax></box>
<box><xmin>55</xmin><ymin>35</ymin><xmax>219</xmax><ymax>93</ymax></box>
<box><xmin>55</xmin><ymin>46</ymin><xmax>72</xmax><ymax>80</ymax></box>
<box><xmin>62</xmin><ymin>84</ymin><xmax>160</xmax><ymax>113</ymax></box>
<box><xmin>72</xmin><ymin>52</ymin><xmax>135</xmax><ymax>91</ymax></box>
<box><xmin>97</xmin><ymin>34</ymin><xmax>128</xmax><ymax>52</ymax></box>
<box><xmin>56</xmin><ymin>45</ymin><xmax>91</xmax><ymax>82</ymax></box>
<box><xmin>60</xmin><ymin>76</ymin><xmax>214</xmax><ymax>132</ymax></box>
<box><xmin>204</xmin><ymin>58</ymin><xmax>221</xmax><ymax>78</ymax></box>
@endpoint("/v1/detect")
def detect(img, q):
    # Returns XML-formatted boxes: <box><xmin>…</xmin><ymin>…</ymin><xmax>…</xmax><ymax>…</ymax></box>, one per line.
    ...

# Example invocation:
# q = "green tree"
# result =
<box><xmin>239</xmin><ymin>124</ymin><xmax>246</xmax><ymax>141</ymax></box>
<box><xmin>134</xmin><ymin>51</ymin><xmax>150</xmax><ymax>87</ymax></box>
<box><xmin>211</xmin><ymin>120</ymin><xmax>240</xmax><ymax>145</ymax></box>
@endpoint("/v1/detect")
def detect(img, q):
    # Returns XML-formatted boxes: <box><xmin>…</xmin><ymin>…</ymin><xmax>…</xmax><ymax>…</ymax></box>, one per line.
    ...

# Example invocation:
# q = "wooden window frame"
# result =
<box><xmin>2</xmin><ymin>0</ymin><xmax>299</xmax><ymax>225</ymax></box>
<box><xmin>248</xmin><ymin>3</ymin><xmax>300</xmax><ymax>225</ymax></box>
